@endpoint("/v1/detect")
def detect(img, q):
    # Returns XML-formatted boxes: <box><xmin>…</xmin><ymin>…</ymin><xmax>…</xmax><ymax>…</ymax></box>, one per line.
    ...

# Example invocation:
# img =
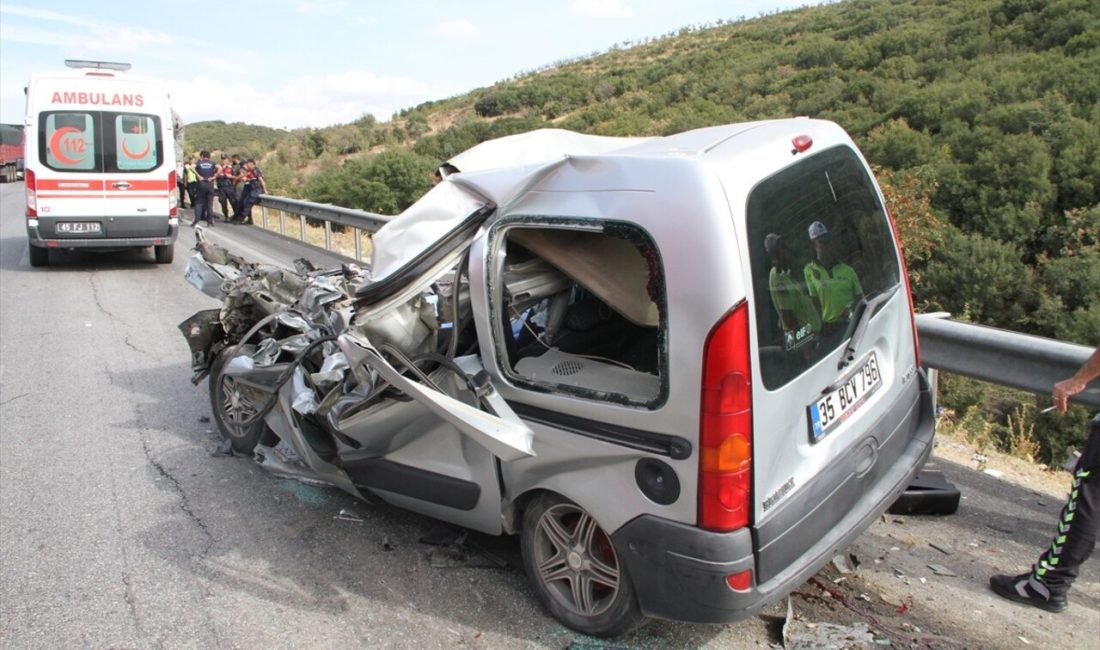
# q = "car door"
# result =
<box><xmin>332</xmin><ymin>267</ymin><xmax>534</xmax><ymax>536</ymax></box>
<box><xmin>102</xmin><ymin>110</ymin><xmax>173</xmax><ymax>236</ymax></box>
<box><xmin>35</xmin><ymin>110</ymin><xmax>106</xmax><ymax>230</ymax></box>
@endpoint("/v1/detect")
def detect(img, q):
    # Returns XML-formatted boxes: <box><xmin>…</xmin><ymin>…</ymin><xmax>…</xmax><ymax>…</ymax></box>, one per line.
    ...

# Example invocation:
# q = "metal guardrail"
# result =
<box><xmin>255</xmin><ymin>194</ymin><xmax>391</xmax><ymax>262</ymax></box>
<box><xmin>916</xmin><ymin>314</ymin><xmax>1098</xmax><ymax>409</ymax></box>
<box><xmin>250</xmin><ymin>194</ymin><xmax>1098</xmax><ymax>409</ymax></box>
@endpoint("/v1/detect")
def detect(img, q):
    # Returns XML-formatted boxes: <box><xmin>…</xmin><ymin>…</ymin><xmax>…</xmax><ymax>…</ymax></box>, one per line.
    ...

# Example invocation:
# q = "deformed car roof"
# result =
<box><xmin>368</xmin><ymin>120</ymin><xmax>790</xmax><ymax>285</ymax></box>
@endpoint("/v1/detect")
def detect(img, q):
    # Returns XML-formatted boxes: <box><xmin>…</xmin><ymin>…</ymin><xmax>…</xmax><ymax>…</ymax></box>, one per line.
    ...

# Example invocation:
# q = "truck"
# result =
<box><xmin>0</xmin><ymin>123</ymin><xmax>23</xmax><ymax>182</ymax></box>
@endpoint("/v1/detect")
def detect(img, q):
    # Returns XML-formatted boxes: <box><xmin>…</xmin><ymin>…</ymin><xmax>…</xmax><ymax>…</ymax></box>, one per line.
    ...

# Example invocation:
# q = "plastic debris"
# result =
<box><xmin>928</xmin><ymin>563</ymin><xmax>957</xmax><ymax>577</ymax></box>
<box><xmin>831</xmin><ymin>553</ymin><xmax>856</xmax><ymax>574</ymax></box>
<box><xmin>983</xmin><ymin>468</ymin><xmax>1004</xmax><ymax>479</ymax></box>
<box><xmin>880</xmin><ymin>593</ymin><xmax>904</xmax><ymax>608</ymax></box>
<box><xmin>334</xmin><ymin>508</ymin><xmax>364</xmax><ymax>523</ymax></box>
<box><xmin>211</xmin><ymin>438</ymin><xmax>237</xmax><ymax>457</ymax></box>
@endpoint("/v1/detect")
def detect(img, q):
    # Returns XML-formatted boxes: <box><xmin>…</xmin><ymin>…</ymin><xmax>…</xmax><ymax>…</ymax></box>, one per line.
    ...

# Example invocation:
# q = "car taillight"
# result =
<box><xmin>884</xmin><ymin>206</ymin><xmax>920</xmax><ymax>367</ymax></box>
<box><xmin>25</xmin><ymin>168</ymin><xmax>36</xmax><ymax>217</ymax></box>
<box><xmin>699</xmin><ymin>300</ymin><xmax>753</xmax><ymax>532</ymax></box>
<box><xmin>168</xmin><ymin>170</ymin><xmax>178</xmax><ymax>217</ymax></box>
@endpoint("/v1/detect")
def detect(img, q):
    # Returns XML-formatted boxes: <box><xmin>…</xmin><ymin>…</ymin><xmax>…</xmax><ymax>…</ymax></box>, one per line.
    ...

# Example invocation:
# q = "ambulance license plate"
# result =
<box><xmin>57</xmin><ymin>222</ymin><xmax>102</xmax><ymax>234</ymax></box>
<box><xmin>808</xmin><ymin>353</ymin><xmax>881</xmax><ymax>442</ymax></box>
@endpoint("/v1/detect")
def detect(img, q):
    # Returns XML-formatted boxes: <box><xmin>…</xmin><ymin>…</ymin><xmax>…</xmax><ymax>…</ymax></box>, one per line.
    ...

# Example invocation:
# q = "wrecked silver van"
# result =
<box><xmin>180</xmin><ymin>120</ymin><xmax>935</xmax><ymax>637</ymax></box>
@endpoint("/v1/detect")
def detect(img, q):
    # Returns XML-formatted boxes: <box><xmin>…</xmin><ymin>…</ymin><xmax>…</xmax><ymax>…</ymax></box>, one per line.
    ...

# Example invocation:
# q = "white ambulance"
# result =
<box><xmin>23</xmin><ymin>60</ymin><xmax>179</xmax><ymax>267</ymax></box>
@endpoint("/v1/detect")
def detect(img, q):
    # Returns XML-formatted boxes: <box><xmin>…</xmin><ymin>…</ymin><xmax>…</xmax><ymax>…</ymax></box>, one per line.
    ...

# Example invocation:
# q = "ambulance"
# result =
<box><xmin>23</xmin><ymin>60</ymin><xmax>179</xmax><ymax>267</ymax></box>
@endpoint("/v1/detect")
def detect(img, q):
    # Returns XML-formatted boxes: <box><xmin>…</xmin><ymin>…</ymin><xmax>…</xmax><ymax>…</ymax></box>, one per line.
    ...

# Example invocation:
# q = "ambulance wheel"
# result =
<box><xmin>28</xmin><ymin>244</ymin><xmax>49</xmax><ymax>267</ymax></box>
<box><xmin>154</xmin><ymin>244</ymin><xmax>174</xmax><ymax>264</ymax></box>
<box><xmin>209</xmin><ymin>346</ymin><xmax>271</xmax><ymax>453</ymax></box>
<box><xmin>520</xmin><ymin>493</ymin><xmax>646</xmax><ymax>637</ymax></box>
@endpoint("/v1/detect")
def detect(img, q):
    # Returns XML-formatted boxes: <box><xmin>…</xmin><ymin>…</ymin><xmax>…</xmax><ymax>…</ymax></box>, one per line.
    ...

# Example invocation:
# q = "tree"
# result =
<box><xmin>862</xmin><ymin>119</ymin><xmax>935</xmax><ymax>169</ymax></box>
<box><xmin>922</xmin><ymin>229</ymin><xmax>1037</xmax><ymax>326</ymax></box>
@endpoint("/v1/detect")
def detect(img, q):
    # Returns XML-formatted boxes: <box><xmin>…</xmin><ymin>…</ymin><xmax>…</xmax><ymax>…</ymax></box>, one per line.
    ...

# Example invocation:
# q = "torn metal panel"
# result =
<box><xmin>362</xmin><ymin>348</ymin><xmax>534</xmax><ymax>461</ymax></box>
<box><xmin>177</xmin><ymin>308</ymin><xmax>225</xmax><ymax>380</ymax></box>
<box><xmin>184</xmin><ymin>253</ymin><xmax>234</xmax><ymax>299</ymax></box>
<box><xmin>310</xmin><ymin>351</ymin><xmax>349</xmax><ymax>386</ymax></box>
<box><xmin>290</xmin><ymin>366</ymin><xmax>320</xmax><ymax>415</ymax></box>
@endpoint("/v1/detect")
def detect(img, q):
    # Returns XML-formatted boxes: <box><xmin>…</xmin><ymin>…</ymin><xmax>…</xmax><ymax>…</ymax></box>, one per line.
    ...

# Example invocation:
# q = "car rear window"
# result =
<box><xmin>39</xmin><ymin>110</ymin><xmax>163</xmax><ymax>173</ymax></box>
<box><xmin>746</xmin><ymin>146</ymin><xmax>901</xmax><ymax>390</ymax></box>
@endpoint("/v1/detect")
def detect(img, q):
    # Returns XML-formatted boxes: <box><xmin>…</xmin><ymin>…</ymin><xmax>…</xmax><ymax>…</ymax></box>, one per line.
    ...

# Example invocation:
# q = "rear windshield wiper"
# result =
<box><xmin>834</xmin><ymin>283</ymin><xmax>900</xmax><ymax>373</ymax></box>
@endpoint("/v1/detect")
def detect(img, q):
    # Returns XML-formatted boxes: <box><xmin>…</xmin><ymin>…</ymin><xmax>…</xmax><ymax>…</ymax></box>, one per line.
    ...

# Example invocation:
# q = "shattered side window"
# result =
<box><xmin>746</xmin><ymin>145</ymin><xmax>901</xmax><ymax>390</ymax></box>
<box><xmin>491</xmin><ymin>221</ymin><xmax>667</xmax><ymax>408</ymax></box>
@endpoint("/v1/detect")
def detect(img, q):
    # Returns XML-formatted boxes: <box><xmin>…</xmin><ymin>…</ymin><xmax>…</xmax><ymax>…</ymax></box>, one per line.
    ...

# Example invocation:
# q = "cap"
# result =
<box><xmin>764</xmin><ymin>233</ymin><xmax>782</xmax><ymax>255</ymax></box>
<box><xmin>808</xmin><ymin>221</ymin><xmax>829</xmax><ymax>240</ymax></box>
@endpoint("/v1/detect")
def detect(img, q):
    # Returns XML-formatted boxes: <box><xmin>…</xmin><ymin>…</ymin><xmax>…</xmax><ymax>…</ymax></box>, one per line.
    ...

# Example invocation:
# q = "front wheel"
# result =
<box><xmin>520</xmin><ymin>493</ymin><xmax>646</xmax><ymax>637</ymax></box>
<box><xmin>209</xmin><ymin>346</ymin><xmax>272</xmax><ymax>453</ymax></box>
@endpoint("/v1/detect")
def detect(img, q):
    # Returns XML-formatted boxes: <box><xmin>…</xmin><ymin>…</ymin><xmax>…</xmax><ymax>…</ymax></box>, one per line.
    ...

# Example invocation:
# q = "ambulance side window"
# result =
<box><xmin>111</xmin><ymin>114</ymin><xmax>159</xmax><ymax>171</ymax></box>
<box><xmin>41</xmin><ymin>112</ymin><xmax>96</xmax><ymax>171</ymax></box>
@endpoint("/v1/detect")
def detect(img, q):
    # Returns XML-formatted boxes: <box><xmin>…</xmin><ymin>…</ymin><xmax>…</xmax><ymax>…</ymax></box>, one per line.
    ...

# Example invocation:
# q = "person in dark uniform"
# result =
<box><xmin>229</xmin><ymin>154</ymin><xmax>244</xmax><ymax>221</ymax></box>
<box><xmin>192</xmin><ymin>150</ymin><xmax>217</xmax><ymax>227</ymax></box>
<box><xmin>233</xmin><ymin>159</ymin><xmax>266</xmax><ymax>225</ymax></box>
<box><xmin>215</xmin><ymin>153</ymin><xmax>235</xmax><ymax>220</ymax></box>
<box><xmin>991</xmin><ymin>345</ymin><xmax>1100</xmax><ymax>612</ymax></box>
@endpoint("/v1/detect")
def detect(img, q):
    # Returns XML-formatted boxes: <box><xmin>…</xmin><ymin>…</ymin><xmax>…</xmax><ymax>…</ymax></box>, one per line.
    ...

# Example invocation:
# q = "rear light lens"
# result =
<box><xmin>25</xmin><ymin>168</ymin><xmax>36</xmax><ymax>217</ymax></box>
<box><xmin>791</xmin><ymin>134</ymin><xmax>813</xmax><ymax>153</ymax></box>
<box><xmin>726</xmin><ymin>569</ymin><xmax>753</xmax><ymax>592</ymax></box>
<box><xmin>699</xmin><ymin>301</ymin><xmax>753</xmax><ymax>532</ymax></box>
<box><xmin>168</xmin><ymin>170</ymin><xmax>178</xmax><ymax>217</ymax></box>
<box><xmin>884</xmin><ymin>206</ymin><xmax>920</xmax><ymax>367</ymax></box>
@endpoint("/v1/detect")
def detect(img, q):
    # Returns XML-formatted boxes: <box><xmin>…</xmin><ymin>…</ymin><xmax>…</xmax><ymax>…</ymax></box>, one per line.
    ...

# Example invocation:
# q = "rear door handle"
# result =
<box><xmin>112</xmin><ymin>182</ymin><xmax>131</xmax><ymax>190</ymax></box>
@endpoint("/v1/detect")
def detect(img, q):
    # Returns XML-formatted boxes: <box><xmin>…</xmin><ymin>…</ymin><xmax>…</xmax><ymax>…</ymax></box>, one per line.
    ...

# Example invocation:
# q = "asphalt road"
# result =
<box><xmin>1</xmin><ymin>183</ymin><xmax>1096</xmax><ymax>649</ymax></box>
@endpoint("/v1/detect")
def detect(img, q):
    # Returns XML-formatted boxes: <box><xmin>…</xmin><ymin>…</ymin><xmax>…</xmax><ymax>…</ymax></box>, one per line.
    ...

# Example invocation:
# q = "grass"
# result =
<box><xmin>254</xmin><ymin>206</ymin><xmax>374</xmax><ymax>263</ymax></box>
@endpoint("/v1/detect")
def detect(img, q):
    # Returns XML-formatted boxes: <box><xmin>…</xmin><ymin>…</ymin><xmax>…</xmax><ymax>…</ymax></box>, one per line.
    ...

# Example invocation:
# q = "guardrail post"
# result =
<box><xmin>354</xmin><ymin>227</ymin><xmax>362</xmax><ymax>261</ymax></box>
<box><xmin>278</xmin><ymin>209</ymin><xmax>285</xmax><ymax>236</ymax></box>
<box><xmin>324</xmin><ymin>219</ymin><xmax>332</xmax><ymax>252</ymax></box>
<box><xmin>299</xmin><ymin>214</ymin><xmax>306</xmax><ymax>243</ymax></box>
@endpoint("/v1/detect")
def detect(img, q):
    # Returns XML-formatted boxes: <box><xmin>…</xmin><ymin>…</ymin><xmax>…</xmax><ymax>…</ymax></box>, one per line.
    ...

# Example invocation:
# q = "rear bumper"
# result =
<box><xmin>612</xmin><ymin>372</ymin><xmax>936</xmax><ymax>623</ymax></box>
<box><xmin>28</xmin><ymin>217</ymin><xmax>178</xmax><ymax>250</ymax></box>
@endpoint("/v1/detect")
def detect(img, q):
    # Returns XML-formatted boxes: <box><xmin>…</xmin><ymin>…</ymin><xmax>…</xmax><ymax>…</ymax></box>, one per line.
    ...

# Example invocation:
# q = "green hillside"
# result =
<box><xmin>191</xmin><ymin>0</ymin><xmax>1098</xmax><ymax>348</ymax></box>
<box><xmin>183</xmin><ymin>120</ymin><xmax>291</xmax><ymax>157</ymax></box>
<box><xmin>183</xmin><ymin>0</ymin><xmax>1099</xmax><ymax>464</ymax></box>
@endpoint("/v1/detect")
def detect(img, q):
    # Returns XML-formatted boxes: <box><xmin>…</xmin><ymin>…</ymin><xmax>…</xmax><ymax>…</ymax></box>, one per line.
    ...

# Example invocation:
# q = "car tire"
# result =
<box><xmin>28</xmin><ymin>244</ymin><xmax>49</xmax><ymax>267</ymax></box>
<box><xmin>154</xmin><ymin>244</ymin><xmax>174</xmax><ymax>264</ymax></box>
<box><xmin>520</xmin><ymin>492</ymin><xmax>646</xmax><ymax>637</ymax></box>
<box><xmin>209</xmin><ymin>346</ymin><xmax>271</xmax><ymax>454</ymax></box>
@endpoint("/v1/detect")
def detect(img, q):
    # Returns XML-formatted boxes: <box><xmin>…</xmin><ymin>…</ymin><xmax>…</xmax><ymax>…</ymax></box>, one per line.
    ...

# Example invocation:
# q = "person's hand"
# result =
<box><xmin>1052</xmin><ymin>376</ymin><xmax>1088</xmax><ymax>414</ymax></box>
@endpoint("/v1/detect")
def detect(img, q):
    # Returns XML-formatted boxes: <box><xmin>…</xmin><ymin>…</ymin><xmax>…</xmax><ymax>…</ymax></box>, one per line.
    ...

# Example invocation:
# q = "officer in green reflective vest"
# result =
<box><xmin>803</xmin><ymin>220</ymin><xmax>862</xmax><ymax>332</ymax></box>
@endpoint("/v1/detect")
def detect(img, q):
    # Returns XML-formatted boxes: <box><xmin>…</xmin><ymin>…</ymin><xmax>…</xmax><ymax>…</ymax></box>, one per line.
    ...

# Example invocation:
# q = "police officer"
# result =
<box><xmin>233</xmin><ymin>159</ymin><xmax>266</xmax><ymax>225</ymax></box>
<box><xmin>991</xmin><ymin>346</ymin><xmax>1100</xmax><ymax>612</ymax></box>
<box><xmin>803</xmin><ymin>220</ymin><xmax>862</xmax><ymax>335</ymax></box>
<box><xmin>192</xmin><ymin>150</ymin><xmax>217</xmax><ymax>227</ymax></box>
<box><xmin>215</xmin><ymin>153</ymin><xmax>235</xmax><ymax>220</ymax></box>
